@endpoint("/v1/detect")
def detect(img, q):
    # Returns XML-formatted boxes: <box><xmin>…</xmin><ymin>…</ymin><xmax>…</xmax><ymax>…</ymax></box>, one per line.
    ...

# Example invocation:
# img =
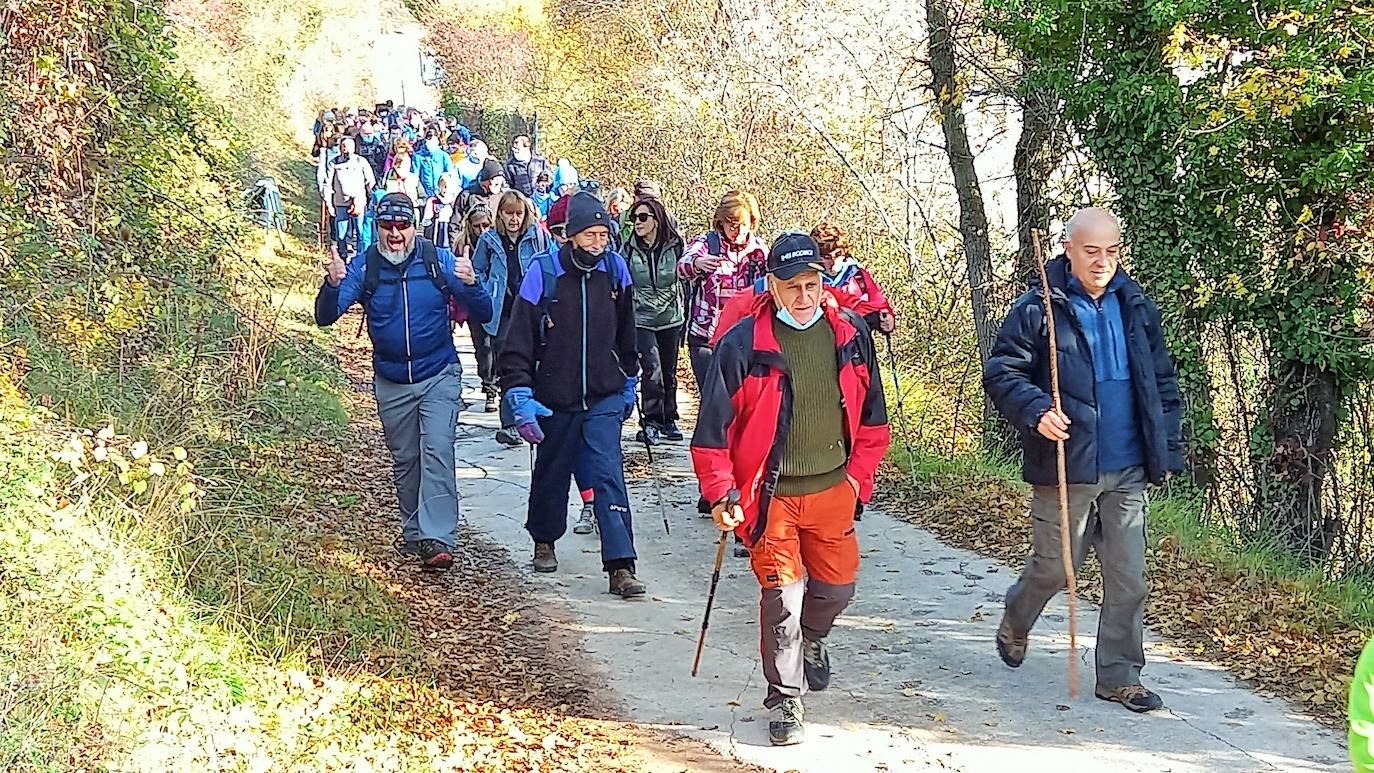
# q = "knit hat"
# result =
<box><xmin>565</xmin><ymin>192</ymin><xmax>610</xmax><ymax>238</ymax></box>
<box><xmin>767</xmin><ymin>231</ymin><xmax>824</xmax><ymax>280</ymax></box>
<box><xmin>546</xmin><ymin>195</ymin><xmax>570</xmax><ymax>228</ymax></box>
<box><xmin>479</xmin><ymin>158</ymin><xmax>504</xmax><ymax>182</ymax></box>
<box><xmin>375</xmin><ymin>193</ymin><xmax>416</xmax><ymax>225</ymax></box>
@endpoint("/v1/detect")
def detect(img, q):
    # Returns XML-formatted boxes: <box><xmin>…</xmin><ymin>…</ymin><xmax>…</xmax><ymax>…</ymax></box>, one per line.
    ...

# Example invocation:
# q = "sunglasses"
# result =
<box><xmin>549</xmin><ymin>225</ymin><xmax>567</xmax><ymax>237</ymax></box>
<box><xmin>632</xmin><ymin>212</ymin><xmax>655</xmax><ymax>223</ymax></box>
<box><xmin>377</xmin><ymin>220</ymin><xmax>413</xmax><ymax>232</ymax></box>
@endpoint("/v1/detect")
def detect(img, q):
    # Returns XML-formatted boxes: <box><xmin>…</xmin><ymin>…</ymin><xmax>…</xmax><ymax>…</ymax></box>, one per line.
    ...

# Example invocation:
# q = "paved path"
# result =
<box><xmin>448</xmin><ymin>343</ymin><xmax>1347</xmax><ymax>772</ymax></box>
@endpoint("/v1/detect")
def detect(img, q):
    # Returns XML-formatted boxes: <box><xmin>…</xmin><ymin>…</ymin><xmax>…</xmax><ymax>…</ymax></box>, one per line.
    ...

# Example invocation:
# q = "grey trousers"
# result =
<box><xmin>374</xmin><ymin>363</ymin><xmax>464</xmax><ymax>547</ymax></box>
<box><xmin>761</xmin><ymin>579</ymin><xmax>854</xmax><ymax>708</ymax></box>
<box><xmin>1004</xmin><ymin>465</ymin><xmax>1149</xmax><ymax>690</ymax></box>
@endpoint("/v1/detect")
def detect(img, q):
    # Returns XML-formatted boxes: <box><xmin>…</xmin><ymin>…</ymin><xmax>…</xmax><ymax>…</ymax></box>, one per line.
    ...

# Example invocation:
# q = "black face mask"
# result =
<box><xmin>337</xmin><ymin>152</ymin><xmax>351</xmax><ymax>163</ymax></box>
<box><xmin>570</xmin><ymin>246</ymin><xmax>602</xmax><ymax>273</ymax></box>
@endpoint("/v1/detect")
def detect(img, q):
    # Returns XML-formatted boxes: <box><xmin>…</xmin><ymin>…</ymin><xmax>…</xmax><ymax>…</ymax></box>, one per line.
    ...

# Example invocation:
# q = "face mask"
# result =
<box><xmin>570</xmin><ymin>245</ymin><xmax>603</xmax><ymax>272</ymax></box>
<box><xmin>337</xmin><ymin>152</ymin><xmax>351</xmax><ymax>163</ymax></box>
<box><xmin>776</xmin><ymin>303</ymin><xmax>823</xmax><ymax>331</ymax></box>
<box><xmin>425</xmin><ymin>139</ymin><xmax>439</xmax><ymax>152</ymax></box>
<box><xmin>513</xmin><ymin>147</ymin><xmax>531</xmax><ymax>162</ymax></box>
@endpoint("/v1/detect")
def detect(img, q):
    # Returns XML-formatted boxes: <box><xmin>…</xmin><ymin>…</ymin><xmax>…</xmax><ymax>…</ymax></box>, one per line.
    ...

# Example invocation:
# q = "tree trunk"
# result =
<box><xmin>1262</xmin><ymin>357</ymin><xmax>1340</xmax><ymax>560</ymax></box>
<box><xmin>1013</xmin><ymin>84</ymin><xmax>1061</xmax><ymax>285</ymax></box>
<box><xmin>925</xmin><ymin>0</ymin><xmax>1001</xmax><ymax>447</ymax></box>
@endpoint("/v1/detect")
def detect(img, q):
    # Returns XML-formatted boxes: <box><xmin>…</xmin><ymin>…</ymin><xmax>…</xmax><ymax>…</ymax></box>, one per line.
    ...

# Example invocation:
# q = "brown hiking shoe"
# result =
<box><xmin>532</xmin><ymin>542</ymin><xmax>558</xmax><ymax>573</ymax></box>
<box><xmin>996</xmin><ymin>617</ymin><xmax>1027</xmax><ymax>668</ymax></box>
<box><xmin>608</xmin><ymin>568</ymin><xmax>646</xmax><ymax>598</ymax></box>
<box><xmin>1095</xmin><ymin>683</ymin><xmax>1164</xmax><ymax>713</ymax></box>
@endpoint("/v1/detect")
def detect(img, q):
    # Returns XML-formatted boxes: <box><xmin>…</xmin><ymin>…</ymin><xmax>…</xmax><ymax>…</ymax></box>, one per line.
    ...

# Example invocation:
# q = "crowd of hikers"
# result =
<box><xmin>305</xmin><ymin>99</ymin><xmax>1374</xmax><ymax>752</ymax></box>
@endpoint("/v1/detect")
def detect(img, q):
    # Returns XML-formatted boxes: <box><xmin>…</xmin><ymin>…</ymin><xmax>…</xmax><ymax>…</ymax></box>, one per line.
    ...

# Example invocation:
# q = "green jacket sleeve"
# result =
<box><xmin>1353</xmin><ymin>636</ymin><xmax>1374</xmax><ymax>772</ymax></box>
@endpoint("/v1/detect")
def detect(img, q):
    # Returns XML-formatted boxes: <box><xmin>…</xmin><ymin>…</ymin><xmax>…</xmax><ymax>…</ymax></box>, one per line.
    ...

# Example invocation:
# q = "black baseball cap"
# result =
<box><xmin>767</xmin><ymin>231</ymin><xmax>825</xmax><ymax>280</ymax></box>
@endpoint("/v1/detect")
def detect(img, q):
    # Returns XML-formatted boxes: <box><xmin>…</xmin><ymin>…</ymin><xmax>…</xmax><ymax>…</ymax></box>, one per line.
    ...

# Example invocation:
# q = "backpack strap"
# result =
<box><xmin>417</xmin><ymin>238</ymin><xmax>452</xmax><ymax>299</ymax></box>
<box><xmin>359</xmin><ymin>252</ymin><xmax>384</xmax><ymax>307</ymax></box>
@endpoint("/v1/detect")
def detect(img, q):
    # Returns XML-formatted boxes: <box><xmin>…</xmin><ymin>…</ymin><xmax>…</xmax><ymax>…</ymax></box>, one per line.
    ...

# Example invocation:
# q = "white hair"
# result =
<box><xmin>1064</xmin><ymin>207</ymin><xmax>1120</xmax><ymax>242</ymax></box>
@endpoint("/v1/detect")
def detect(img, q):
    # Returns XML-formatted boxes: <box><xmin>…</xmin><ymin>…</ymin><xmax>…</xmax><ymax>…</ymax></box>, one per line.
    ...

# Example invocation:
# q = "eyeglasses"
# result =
<box><xmin>377</xmin><ymin>220</ymin><xmax>413</xmax><ymax>232</ymax></box>
<box><xmin>633</xmin><ymin>212</ymin><xmax>655</xmax><ymax>223</ymax></box>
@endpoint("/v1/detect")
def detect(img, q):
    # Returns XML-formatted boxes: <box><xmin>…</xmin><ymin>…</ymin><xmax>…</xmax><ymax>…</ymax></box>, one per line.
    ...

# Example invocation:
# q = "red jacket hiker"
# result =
<box><xmin>690</xmin><ymin>290</ymin><xmax>891</xmax><ymax>545</ymax></box>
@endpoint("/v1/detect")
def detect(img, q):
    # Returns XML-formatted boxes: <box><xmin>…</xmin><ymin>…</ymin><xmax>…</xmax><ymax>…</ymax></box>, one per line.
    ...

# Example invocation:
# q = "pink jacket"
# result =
<box><xmin>676</xmin><ymin>232</ymin><xmax>768</xmax><ymax>342</ymax></box>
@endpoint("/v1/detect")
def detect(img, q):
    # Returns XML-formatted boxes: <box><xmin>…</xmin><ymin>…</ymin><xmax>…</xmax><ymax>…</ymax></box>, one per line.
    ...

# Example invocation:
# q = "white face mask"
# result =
<box><xmin>425</xmin><ymin>139</ymin><xmax>439</xmax><ymax>153</ymax></box>
<box><xmin>513</xmin><ymin>147</ymin><xmax>531</xmax><ymax>162</ymax></box>
<box><xmin>776</xmin><ymin>303</ymin><xmax>822</xmax><ymax>330</ymax></box>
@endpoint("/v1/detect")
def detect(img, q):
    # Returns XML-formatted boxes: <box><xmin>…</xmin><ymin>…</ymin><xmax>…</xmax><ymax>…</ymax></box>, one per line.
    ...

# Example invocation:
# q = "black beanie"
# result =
<box><xmin>565</xmin><ymin>191</ymin><xmax>610</xmax><ymax>238</ymax></box>
<box><xmin>479</xmin><ymin>158</ymin><xmax>504</xmax><ymax>182</ymax></box>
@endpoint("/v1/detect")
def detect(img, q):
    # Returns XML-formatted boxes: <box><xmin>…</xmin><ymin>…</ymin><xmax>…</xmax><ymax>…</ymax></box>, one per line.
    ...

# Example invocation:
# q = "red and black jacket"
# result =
<box><xmin>690</xmin><ymin>292</ymin><xmax>892</xmax><ymax>546</ymax></box>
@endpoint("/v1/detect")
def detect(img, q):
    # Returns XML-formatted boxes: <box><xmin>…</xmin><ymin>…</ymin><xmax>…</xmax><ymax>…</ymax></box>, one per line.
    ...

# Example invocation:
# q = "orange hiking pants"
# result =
<box><xmin>752</xmin><ymin>478</ymin><xmax>861</xmax><ymax>708</ymax></box>
<box><xmin>750</xmin><ymin>478</ymin><xmax>861</xmax><ymax>589</ymax></box>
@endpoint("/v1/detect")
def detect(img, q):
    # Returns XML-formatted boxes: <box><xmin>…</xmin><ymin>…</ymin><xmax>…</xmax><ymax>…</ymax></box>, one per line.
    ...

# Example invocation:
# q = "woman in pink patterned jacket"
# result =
<box><xmin>676</xmin><ymin>190</ymin><xmax>768</xmax><ymax>389</ymax></box>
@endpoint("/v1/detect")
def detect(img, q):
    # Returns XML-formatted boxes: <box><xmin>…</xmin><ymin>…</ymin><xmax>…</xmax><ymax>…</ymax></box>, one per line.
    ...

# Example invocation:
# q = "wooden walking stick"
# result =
<box><xmin>1032</xmin><ymin>230</ymin><xmax>1078</xmax><ymax>699</ymax></box>
<box><xmin>692</xmin><ymin>489</ymin><xmax>739</xmax><ymax>677</ymax></box>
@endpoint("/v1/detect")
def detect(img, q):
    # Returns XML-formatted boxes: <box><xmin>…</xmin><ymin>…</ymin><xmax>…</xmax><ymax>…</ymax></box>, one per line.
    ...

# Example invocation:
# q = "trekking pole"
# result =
<box><xmin>692</xmin><ymin>489</ymin><xmax>738</xmax><ymax>677</ymax></box>
<box><xmin>882</xmin><ymin>332</ymin><xmax>918</xmax><ymax>486</ymax></box>
<box><xmin>1032</xmin><ymin>230</ymin><xmax>1078</xmax><ymax>699</ymax></box>
<box><xmin>635</xmin><ymin>395</ymin><xmax>671</xmax><ymax>535</ymax></box>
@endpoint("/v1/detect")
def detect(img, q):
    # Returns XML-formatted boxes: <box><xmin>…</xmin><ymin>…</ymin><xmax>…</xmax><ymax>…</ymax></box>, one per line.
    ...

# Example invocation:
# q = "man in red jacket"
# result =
<box><xmin>690</xmin><ymin>232</ymin><xmax>891</xmax><ymax>746</ymax></box>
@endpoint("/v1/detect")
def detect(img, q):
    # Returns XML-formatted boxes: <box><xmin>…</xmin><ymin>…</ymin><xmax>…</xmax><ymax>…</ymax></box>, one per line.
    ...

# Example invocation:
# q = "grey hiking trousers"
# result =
<box><xmin>1003</xmin><ymin>465</ymin><xmax>1149</xmax><ymax>691</ymax></box>
<box><xmin>374</xmin><ymin>363</ymin><xmax>464</xmax><ymax>548</ymax></box>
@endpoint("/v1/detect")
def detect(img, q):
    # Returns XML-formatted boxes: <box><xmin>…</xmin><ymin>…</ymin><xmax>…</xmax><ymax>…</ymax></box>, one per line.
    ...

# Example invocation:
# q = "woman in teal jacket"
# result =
<box><xmin>471</xmin><ymin>190</ymin><xmax>552</xmax><ymax>443</ymax></box>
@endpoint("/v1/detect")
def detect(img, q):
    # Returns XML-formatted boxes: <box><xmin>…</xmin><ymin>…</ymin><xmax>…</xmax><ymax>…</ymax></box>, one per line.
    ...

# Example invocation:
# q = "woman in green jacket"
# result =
<box><xmin>624</xmin><ymin>195</ymin><xmax>685</xmax><ymax>443</ymax></box>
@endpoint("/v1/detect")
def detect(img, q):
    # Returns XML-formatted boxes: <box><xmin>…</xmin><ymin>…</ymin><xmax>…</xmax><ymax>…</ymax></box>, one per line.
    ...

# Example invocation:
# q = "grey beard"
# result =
<box><xmin>378</xmin><ymin>238</ymin><xmax>414</xmax><ymax>265</ymax></box>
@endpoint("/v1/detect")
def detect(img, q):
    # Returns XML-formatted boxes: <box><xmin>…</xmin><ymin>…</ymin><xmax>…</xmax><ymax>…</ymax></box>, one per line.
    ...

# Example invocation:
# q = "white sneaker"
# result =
<box><xmin>573</xmin><ymin>502</ymin><xmax>596</xmax><ymax>534</ymax></box>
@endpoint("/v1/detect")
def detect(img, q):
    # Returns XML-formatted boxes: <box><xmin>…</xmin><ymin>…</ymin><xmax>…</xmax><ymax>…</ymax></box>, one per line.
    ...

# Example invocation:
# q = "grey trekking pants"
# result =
<box><xmin>1003</xmin><ymin>465</ymin><xmax>1149</xmax><ymax>690</ymax></box>
<box><xmin>374</xmin><ymin>363</ymin><xmax>464</xmax><ymax>548</ymax></box>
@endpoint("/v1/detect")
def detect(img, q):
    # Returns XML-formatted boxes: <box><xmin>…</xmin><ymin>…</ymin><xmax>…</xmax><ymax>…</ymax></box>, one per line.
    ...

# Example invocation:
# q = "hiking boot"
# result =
<box><xmin>768</xmin><ymin>697</ymin><xmax>805</xmax><ymax>746</ymax></box>
<box><xmin>418</xmin><ymin>539</ymin><xmax>453</xmax><ymax>571</ymax></box>
<box><xmin>495</xmin><ymin>426</ymin><xmax>522</xmax><ymax>446</ymax></box>
<box><xmin>483</xmin><ymin>393</ymin><xmax>498</xmax><ymax>413</ymax></box>
<box><xmin>661</xmin><ymin>422</ymin><xmax>684</xmax><ymax>442</ymax></box>
<box><xmin>635</xmin><ymin>426</ymin><xmax>662</xmax><ymax>445</ymax></box>
<box><xmin>802</xmin><ymin>639</ymin><xmax>831</xmax><ymax>691</ymax></box>
<box><xmin>394</xmin><ymin>535</ymin><xmax>420</xmax><ymax>558</ymax></box>
<box><xmin>573</xmin><ymin>502</ymin><xmax>596</xmax><ymax>534</ymax></box>
<box><xmin>733</xmin><ymin>537</ymin><xmax>750</xmax><ymax>558</ymax></box>
<box><xmin>697</xmin><ymin>495</ymin><xmax>713</xmax><ymax>517</ymax></box>
<box><xmin>996</xmin><ymin>616</ymin><xmax>1027</xmax><ymax>668</ymax></box>
<box><xmin>608</xmin><ymin>568</ymin><xmax>647</xmax><ymax>598</ymax></box>
<box><xmin>1096</xmin><ymin>683</ymin><xmax>1164</xmax><ymax>713</ymax></box>
<box><xmin>532</xmin><ymin>542</ymin><xmax>558</xmax><ymax>573</ymax></box>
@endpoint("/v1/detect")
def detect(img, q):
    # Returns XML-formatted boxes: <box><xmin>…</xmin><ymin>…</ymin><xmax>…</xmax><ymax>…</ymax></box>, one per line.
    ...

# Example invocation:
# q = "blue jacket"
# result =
<box><xmin>982</xmin><ymin>257</ymin><xmax>1183</xmax><ymax>486</ymax></box>
<box><xmin>413</xmin><ymin>143</ymin><xmax>455</xmax><ymax>199</ymax></box>
<box><xmin>315</xmin><ymin>239</ymin><xmax>493</xmax><ymax>384</ymax></box>
<box><xmin>497</xmin><ymin>245</ymin><xmax>639</xmax><ymax>411</ymax></box>
<box><xmin>471</xmin><ymin>225</ymin><xmax>553</xmax><ymax>335</ymax></box>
